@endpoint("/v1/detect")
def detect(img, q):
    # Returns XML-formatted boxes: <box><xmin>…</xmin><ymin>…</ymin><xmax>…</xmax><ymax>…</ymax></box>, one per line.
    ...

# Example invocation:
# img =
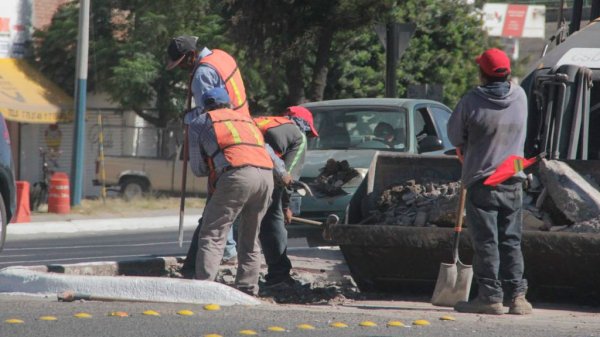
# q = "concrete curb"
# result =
<box><xmin>0</xmin><ymin>247</ymin><xmax>350</xmax><ymax>306</ymax></box>
<box><xmin>0</xmin><ymin>258</ymin><xmax>262</xmax><ymax>306</ymax></box>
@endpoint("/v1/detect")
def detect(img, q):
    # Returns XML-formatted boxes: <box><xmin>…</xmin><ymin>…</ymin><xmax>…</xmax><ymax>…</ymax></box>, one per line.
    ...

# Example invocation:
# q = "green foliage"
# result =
<box><xmin>31</xmin><ymin>0</ymin><xmax>494</xmax><ymax>124</ymax></box>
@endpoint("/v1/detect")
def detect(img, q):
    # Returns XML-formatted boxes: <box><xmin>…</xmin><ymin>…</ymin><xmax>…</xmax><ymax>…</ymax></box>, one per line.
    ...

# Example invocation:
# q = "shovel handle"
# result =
<box><xmin>452</xmin><ymin>185</ymin><xmax>467</xmax><ymax>263</ymax></box>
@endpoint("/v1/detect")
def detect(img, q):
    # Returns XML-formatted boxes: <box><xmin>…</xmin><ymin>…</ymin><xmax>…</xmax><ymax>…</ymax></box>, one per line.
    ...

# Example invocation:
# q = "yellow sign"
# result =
<box><xmin>0</xmin><ymin>58</ymin><xmax>73</xmax><ymax>124</ymax></box>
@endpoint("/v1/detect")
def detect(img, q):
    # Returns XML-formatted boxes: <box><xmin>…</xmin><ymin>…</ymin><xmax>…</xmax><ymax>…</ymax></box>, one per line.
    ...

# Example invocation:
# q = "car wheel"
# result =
<box><xmin>0</xmin><ymin>193</ymin><xmax>7</xmax><ymax>253</ymax></box>
<box><xmin>120</xmin><ymin>178</ymin><xmax>148</xmax><ymax>201</ymax></box>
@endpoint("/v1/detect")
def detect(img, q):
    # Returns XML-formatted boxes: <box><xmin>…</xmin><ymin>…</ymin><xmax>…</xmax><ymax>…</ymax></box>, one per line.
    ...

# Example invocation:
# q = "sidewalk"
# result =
<box><xmin>9</xmin><ymin>207</ymin><xmax>204</xmax><ymax>236</ymax></box>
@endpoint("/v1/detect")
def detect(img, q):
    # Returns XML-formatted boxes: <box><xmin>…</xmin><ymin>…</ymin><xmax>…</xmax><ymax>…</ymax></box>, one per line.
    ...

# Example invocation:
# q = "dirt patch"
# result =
<box><xmin>32</xmin><ymin>196</ymin><xmax>206</xmax><ymax>219</ymax></box>
<box><xmin>172</xmin><ymin>262</ymin><xmax>361</xmax><ymax>305</ymax></box>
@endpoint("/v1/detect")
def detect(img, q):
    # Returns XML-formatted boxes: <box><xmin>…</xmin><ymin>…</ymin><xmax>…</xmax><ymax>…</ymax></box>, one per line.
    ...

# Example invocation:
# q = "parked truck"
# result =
<box><xmin>94</xmin><ymin>146</ymin><xmax>208</xmax><ymax>200</ymax></box>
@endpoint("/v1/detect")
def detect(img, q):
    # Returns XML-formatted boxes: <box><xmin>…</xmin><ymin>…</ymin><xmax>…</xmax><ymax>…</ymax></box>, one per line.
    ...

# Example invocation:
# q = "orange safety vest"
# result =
<box><xmin>208</xmin><ymin>108</ymin><xmax>273</xmax><ymax>170</ymax></box>
<box><xmin>199</xmin><ymin>50</ymin><xmax>250</xmax><ymax>116</ymax></box>
<box><xmin>253</xmin><ymin>116</ymin><xmax>294</xmax><ymax>134</ymax></box>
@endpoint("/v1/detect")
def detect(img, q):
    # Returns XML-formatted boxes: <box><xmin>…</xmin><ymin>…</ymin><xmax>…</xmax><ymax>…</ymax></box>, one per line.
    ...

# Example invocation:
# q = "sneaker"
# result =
<box><xmin>507</xmin><ymin>294</ymin><xmax>533</xmax><ymax>315</ymax></box>
<box><xmin>221</xmin><ymin>255</ymin><xmax>238</xmax><ymax>266</ymax></box>
<box><xmin>454</xmin><ymin>296</ymin><xmax>504</xmax><ymax>315</ymax></box>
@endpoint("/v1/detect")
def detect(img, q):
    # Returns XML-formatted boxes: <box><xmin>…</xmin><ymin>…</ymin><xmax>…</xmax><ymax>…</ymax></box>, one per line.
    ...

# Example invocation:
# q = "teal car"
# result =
<box><xmin>289</xmin><ymin>98</ymin><xmax>454</xmax><ymax>238</ymax></box>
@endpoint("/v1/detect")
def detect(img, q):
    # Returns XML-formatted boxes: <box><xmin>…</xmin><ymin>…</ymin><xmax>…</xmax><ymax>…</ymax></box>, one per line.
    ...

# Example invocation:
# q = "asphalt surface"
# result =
<box><xmin>1</xmin><ymin>294</ymin><xmax>599</xmax><ymax>337</ymax></box>
<box><xmin>0</xmin><ymin>228</ymin><xmax>309</xmax><ymax>268</ymax></box>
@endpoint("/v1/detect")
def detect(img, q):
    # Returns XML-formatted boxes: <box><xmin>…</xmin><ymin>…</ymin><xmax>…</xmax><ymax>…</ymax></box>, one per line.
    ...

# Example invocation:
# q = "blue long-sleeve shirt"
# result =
<box><xmin>187</xmin><ymin>109</ymin><xmax>287</xmax><ymax>180</ymax></box>
<box><xmin>184</xmin><ymin>48</ymin><xmax>225</xmax><ymax>124</ymax></box>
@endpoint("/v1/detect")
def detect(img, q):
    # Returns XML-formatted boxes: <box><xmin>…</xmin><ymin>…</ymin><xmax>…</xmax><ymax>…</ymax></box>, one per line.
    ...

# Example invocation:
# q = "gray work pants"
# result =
<box><xmin>466</xmin><ymin>179</ymin><xmax>528</xmax><ymax>303</ymax></box>
<box><xmin>195</xmin><ymin>166</ymin><xmax>273</xmax><ymax>295</ymax></box>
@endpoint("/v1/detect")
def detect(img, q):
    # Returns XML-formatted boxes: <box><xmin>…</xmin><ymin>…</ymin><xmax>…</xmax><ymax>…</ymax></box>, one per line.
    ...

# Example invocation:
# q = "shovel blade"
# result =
<box><xmin>431</xmin><ymin>261</ymin><xmax>473</xmax><ymax>307</ymax></box>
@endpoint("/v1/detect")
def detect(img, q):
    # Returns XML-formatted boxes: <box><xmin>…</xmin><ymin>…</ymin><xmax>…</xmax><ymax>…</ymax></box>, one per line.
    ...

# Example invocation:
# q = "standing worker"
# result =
<box><xmin>253</xmin><ymin>106</ymin><xmax>319</xmax><ymax>288</ymax></box>
<box><xmin>187</xmin><ymin>87</ymin><xmax>279</xmax><ymax>295</ymax></box>
<box><xmin>167</xmin><ymin>35</ymin><xmax>247</xmax><ymax>267</ymax></box>
<box><xmin>447</xmin><ymin>48</ymin><xmax>532</xmax><ymax>315</ymax></box>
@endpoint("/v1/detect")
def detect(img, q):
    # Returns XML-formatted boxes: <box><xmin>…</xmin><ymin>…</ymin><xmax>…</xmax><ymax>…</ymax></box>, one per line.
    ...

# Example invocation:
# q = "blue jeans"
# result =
<box><xmin>183</xmin><ymin>217</ymin><xmax>237</xmax><ymax>271</ymax></box>
<box><xmin>466</xmin><ymin>179</ymin><xmax>528</xmax><ymax>303</ymax></box>
<box><xmin>259</xmin><ymin>186</ymin><xmax>292</xmax><ymax>283</ymax></box>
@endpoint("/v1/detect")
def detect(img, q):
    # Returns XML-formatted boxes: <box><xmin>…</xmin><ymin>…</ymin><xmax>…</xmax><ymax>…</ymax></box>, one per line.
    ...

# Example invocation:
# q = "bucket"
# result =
<box><xmin>48</xmin><ymin>172</ymin><xmax>70</xmax><ymax>214</ymax></box>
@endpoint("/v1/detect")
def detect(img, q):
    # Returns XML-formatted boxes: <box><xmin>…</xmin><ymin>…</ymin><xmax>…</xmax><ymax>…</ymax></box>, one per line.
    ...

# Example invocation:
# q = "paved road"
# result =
<box><xmin>1</xmin><ymin>294</ymin><xmax>598</xmax><ymax>337</ymax></box>
<box><xmin>0</xmin><ymin>229</ymin><xmax>309</xmax><ymax>268</ymax></box>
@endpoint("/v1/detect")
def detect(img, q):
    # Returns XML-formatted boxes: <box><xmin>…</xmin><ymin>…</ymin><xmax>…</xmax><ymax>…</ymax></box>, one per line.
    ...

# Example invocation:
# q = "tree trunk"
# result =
<box><xmin>309</xmin><ymin>26</ymin><xmax>334</xmax><ymax>102</ymax></box>
<box><xmin>285</xmin><ymin>58</ymin><xmax>306</xmax><ymax>106</ymax></box>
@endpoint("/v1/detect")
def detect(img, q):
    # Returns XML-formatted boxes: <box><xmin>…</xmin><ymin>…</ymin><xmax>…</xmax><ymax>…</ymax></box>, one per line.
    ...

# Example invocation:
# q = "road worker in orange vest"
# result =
<box><xmin>252</xmin><ymin>106</ymin><xmax>319</xmax><ymax>289</ymax></box>
<box><xmin>167</xmin><ymin>35</ymin><xmax>250</xmax><ymax>264</ymax></box>
<box><xmin>187</xmin><ymin>87</ymin><xmax>288</xmax><ymax>296</ymax></box>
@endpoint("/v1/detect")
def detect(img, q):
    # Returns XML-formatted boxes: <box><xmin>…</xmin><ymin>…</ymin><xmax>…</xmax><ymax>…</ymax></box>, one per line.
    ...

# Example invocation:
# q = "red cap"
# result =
<box><xmin>284</xmin><ymin>106</ymin><xmax>319</xmax><ymax>137</ymax></box>
<box><xmin>476</xmin><ymin>48</ymin><xmax>511</xmax><ymax>78</ymax></box>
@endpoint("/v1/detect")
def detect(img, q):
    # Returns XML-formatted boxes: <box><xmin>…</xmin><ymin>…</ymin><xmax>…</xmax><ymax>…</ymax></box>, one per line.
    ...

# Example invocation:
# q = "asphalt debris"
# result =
<box><xmin>311</xmin><ymin>159</ymin><xmax>360</xmax><ymax>197</ymax></box>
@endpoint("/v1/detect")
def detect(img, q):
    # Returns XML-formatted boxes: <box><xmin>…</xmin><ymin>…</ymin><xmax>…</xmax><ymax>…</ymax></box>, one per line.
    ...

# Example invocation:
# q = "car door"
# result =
<box><xmin>413</xmin><ymin>104</ymin><xmax>449</xmax><ymax>154</ymax></box>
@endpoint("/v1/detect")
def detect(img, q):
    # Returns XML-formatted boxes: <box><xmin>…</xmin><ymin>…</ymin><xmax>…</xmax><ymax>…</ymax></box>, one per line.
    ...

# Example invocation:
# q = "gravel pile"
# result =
<box><xmin>365</xmin><ymin>179</ymin><xmax>462</xmax><ymax>227</ymax></box>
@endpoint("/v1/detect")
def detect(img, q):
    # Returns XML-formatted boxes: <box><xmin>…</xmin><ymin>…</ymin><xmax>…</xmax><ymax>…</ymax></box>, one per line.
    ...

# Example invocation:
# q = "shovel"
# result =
<box><xmin>431</xmin><ymin>184</ymin><xmax>473</xmax><ymax>307</ymax></box>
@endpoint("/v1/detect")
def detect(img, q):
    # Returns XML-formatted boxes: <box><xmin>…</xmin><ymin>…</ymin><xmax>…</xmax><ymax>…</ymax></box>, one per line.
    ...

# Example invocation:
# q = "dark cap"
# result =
<box><xmin>476</xmin><ymin>48</ymin><xmax>511</xmax><ymax>78</ymax></box>
<box><xmin>166</xmin><ymin>36</ymin><xmax>198</xmax><ymax>70</ymax></box>
<box><xmin>202</xmin><ymin>87</ymin><xmax>231</xmax><ymax>110</ymax></box>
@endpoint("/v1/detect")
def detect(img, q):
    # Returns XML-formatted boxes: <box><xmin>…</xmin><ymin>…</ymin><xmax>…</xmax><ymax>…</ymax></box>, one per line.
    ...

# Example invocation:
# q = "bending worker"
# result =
<box><xmin>187</xmin><ymin>87</ymin><xmax>286</xmax><ymax>296</ymax></box>
<box><xmin>253</xmin><ymin>106</ymin><xmax>319</xmax><ymax>288</ymax></box>
<box><xmin>167</xmin><ymin>35</ymin><xmax>248</xmax><ymax>266</ymax></box>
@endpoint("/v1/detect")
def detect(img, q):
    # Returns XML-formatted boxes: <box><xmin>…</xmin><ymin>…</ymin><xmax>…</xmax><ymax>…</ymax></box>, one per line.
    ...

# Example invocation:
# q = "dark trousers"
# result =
<box><xmin>466</xmin><ymin>179</ymin><xmax>528</xmax><ymax>303</ymax></box>
<box><xmin>259</xmin><ymin>185</ymin><xmax>292</xmax><ymax>283</ymax></box>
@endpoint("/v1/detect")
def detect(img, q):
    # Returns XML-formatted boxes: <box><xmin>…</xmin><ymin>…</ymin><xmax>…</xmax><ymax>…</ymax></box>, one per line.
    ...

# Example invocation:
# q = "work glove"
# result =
<box><xmin>284</xmin><ymin>207</ymin><xmax>293</xmax><ymax>225</ymax></box>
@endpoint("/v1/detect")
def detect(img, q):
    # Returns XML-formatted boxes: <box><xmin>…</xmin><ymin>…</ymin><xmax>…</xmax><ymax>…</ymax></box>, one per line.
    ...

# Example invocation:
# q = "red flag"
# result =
<box><xmin>483</xmin><ymin>153</ymin><xmax>544</xmax><ymax>186</ymax></box>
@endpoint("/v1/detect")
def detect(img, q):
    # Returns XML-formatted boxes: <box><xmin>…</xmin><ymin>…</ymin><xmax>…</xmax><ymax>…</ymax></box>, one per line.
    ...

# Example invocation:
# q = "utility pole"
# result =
<box><xmin>71</xmin><ymin>0</ymin><xmax>90</xmax><ymax>206</ymax></box>
<box><xmin>375</xmin><ymin>23</ymin><xmax>415</xmax><ymax>98</ymax></box>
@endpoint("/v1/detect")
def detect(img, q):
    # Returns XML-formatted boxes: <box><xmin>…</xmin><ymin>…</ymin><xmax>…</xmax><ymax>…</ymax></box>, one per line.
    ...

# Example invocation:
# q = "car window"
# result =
<box><xmin>430</xmin><ymin>105</ymin><xmax>452</xmax><ymax>148</ymax></box>
<box><xmin>307</xmin><ymin>107</ymin><xmax>408</xmax><ymax>151</ymax></box>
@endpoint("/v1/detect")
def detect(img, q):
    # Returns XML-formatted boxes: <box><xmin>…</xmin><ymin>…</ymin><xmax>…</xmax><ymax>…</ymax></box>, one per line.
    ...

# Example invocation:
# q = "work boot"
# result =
<box><xmin>507</xmin><ymin>294</ymin><xmax>533</xmax><ymax>315</ymax></box>
<box><xmin>454</xmin><ymin>296</ymin><xmax>504</xmax><ymax>315</ymax></box>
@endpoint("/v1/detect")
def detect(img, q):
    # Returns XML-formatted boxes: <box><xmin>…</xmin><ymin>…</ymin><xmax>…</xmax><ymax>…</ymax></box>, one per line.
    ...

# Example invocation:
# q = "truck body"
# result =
<box><xmin>95</xmin><ymin>147</ymin><xmax>208</xmax><ymax>199</ymax></box>
<box><xmin>330</xmin><ymin>152</ymin><xmax>600</xmax><ymax>304</ymax></box>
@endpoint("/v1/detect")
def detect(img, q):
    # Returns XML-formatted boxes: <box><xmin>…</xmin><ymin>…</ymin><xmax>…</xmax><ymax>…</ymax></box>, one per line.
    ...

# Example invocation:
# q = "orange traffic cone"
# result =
<box><xmin>11</xmin><ymin>181</ymin><xmax>31</xmax><ymax>223</ymax></box>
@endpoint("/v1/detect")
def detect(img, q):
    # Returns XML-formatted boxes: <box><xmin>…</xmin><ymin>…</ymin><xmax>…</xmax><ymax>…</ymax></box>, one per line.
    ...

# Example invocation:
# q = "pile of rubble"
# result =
<box><xmin>311</xmin><ymin>159</ymin><xmax>360</xmax><ymax>197</ymax></box>
<box><xmin>366</xmin><ymin>179</ymin><xmax>462</xmax><ymax>227</ymax></box>
<box><xmin>526</xmin><ymin>159</ymin><xmax>600</xmax><ymax>234</ymax></box>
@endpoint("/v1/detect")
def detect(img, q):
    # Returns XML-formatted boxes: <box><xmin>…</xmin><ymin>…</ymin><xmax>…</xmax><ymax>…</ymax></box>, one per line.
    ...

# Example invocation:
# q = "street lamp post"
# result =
<box><xmin>71</xmin><ymin>0</ymin><xmax>90</xmax><ymax>206</ymax></box>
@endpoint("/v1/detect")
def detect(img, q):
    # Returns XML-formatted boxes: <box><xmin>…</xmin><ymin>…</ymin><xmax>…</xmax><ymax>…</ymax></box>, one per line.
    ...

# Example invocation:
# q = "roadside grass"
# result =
<box><xmin>34</xmin><ymin>194</ymin><xmax>206</xmax><ymax>217</ymax></box>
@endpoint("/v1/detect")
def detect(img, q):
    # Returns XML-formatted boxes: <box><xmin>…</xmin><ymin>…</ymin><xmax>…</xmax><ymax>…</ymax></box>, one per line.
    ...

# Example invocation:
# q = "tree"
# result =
<box><xmin>30</xmin><ymin>0</ymin><xmax>226</xmax><ymax>127</ymax></box>
<box><xmin>224</xmin><ymin>0</ymin><xmax>395</xmax><ymax>112</ymax></box>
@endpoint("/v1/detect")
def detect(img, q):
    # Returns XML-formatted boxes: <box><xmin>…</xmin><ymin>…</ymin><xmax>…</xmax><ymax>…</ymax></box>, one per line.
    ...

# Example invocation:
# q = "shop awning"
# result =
<box><xmin>0</xmin><ymin>58</ymin><xmax>73</xmax><ymax>124</ymax></box>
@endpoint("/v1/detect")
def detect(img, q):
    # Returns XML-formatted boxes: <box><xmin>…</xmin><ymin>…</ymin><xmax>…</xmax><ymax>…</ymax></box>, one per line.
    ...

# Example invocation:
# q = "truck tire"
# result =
<box><xmin>120</xmin><ymin>177</ymin><xmax>148</xmax><ymax>201</ymax></box>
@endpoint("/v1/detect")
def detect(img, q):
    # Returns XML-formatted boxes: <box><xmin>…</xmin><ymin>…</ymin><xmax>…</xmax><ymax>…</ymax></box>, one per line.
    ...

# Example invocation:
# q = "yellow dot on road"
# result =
<box><xmin>143</xmin><ymin>310</ymin><xmax>160</xmax><ymax>316</ymax></box>
<box><xmin>387</xmin><ymin>320</ymin><xmax>405</xmax><ymax>327</ymax></box>
<box><xmin>413</xmin><ymin>319</ymin><xmax>431</xmax><ymax>326</ymax></box>
<box><xmin>239</xmin><ymin>329</ymin><xmax>258</xmax><ymax>335</ymax></box>
<box><xmin>440</xmin><ymin>315</ymin><xmax>456</xmax><ymax>321</ymax></box>
<box><xmin>267</xmin><ymin>326</ymin><xmax>286</xmax><ymax>332</ymax></box>
<box><xmin>109</xmin><ymin>311</ymin><xmax>129</xmax><ymax>317</ymax></box>
<box><xmin>39</xmin><ymin>316</ymin><xmax>58</xmax><ymax>321</ymax></box>
<box><xmin>74</xmin><ymin>313</ymin><xmax>92</xmax><ymax>318</ymax></box>
<box><xmin>329</xmin><ymin>322</ymin><xmax>348</xmax><ymax>328</ymax></box>
<box><xmin>177</xmin><ymin>310</ymin><xmax>194</xmax><ymax>316</ymax></box>
<box><xmin>5</xmin><ymin>318</ymin><xmax>24</xmax><ymax>324</ymax></box>
<box><xmin>297</xmin><ymin>323</ymin><xmax>315</xmax><ymax>330</ymax></box>
<box><xmin>359</xmin><ymin>321</ymin><xmax>377</xmax><ymax>327</ymax></box>
<box><xmin>204</xmin><ymin>304</ymin><xmax>221</xmax><ymax>311</ymax></box>
<box><xmin>204</xmin><ymin>334</ymin><xmax>222</xmax><ymax>337</ymax></box>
